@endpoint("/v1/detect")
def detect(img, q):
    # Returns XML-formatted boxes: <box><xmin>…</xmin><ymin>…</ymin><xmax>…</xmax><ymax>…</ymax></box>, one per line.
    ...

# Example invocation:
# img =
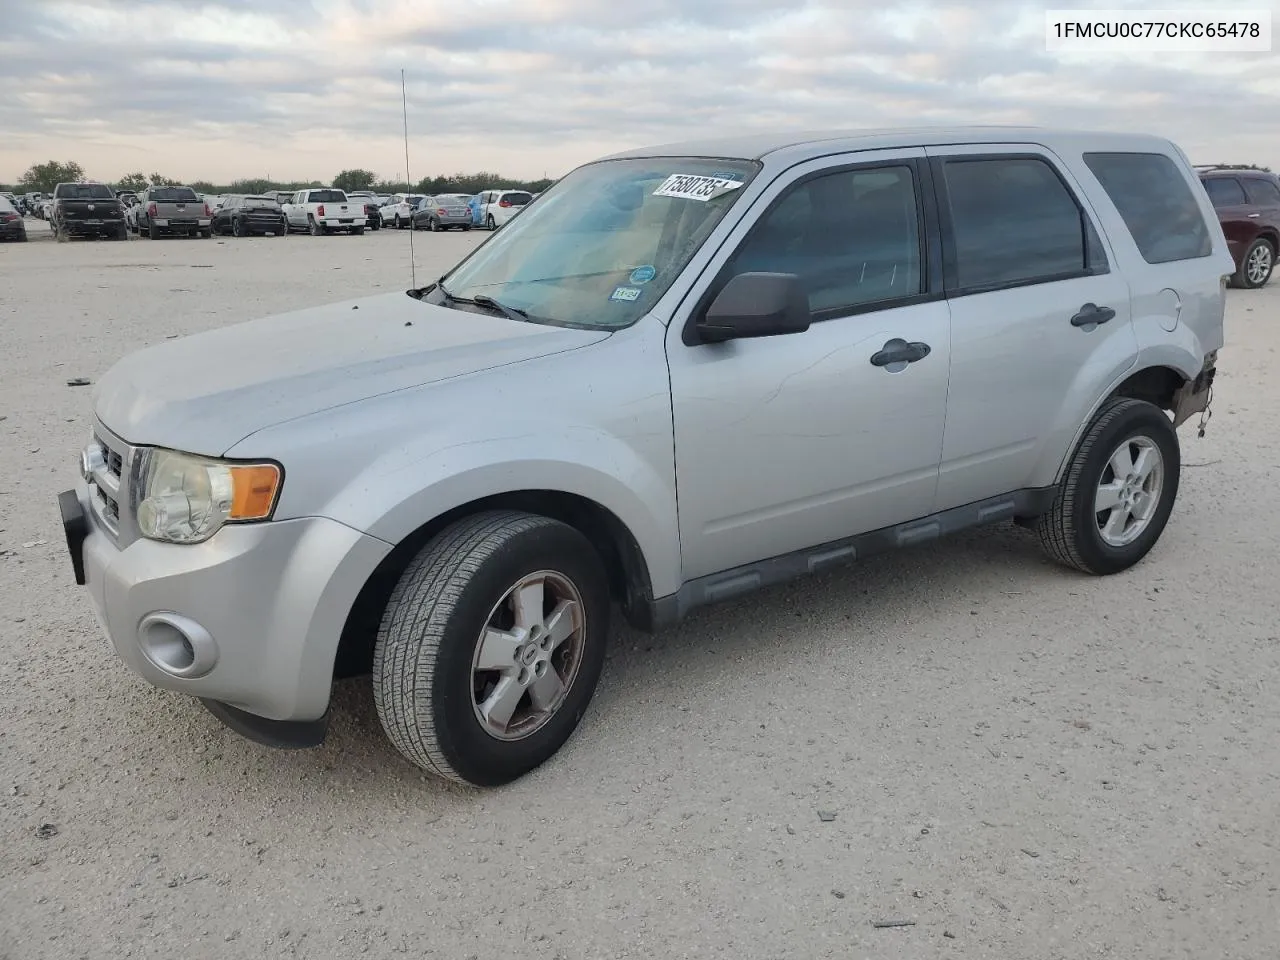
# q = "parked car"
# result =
<box><xmin>50</xmin><ymin>181</ymin><xmax>128</xmax><ymax>241</ymax></box>
<box><xmin>346</xmin><ymin>191</ymin><xmax>383</xmax><ymax>231</ymax></box>
<box><xmin>271</xmin><ymin>190</ymin><xmax>296</xmax><ymax>207</ymax></box>
<box><xmin>476</xmin><ymin>188</ymin><xmax>533</xmax><ymax>229</ymax></box>
<box><xmin>1197</xmin><ymin>165</ymin><xmax>1279</xmax><ymax>289</ymax></box>
<box><xmin>23</xmin><ymin>192</ymin><xmax>46</xmax><ymax>217</ymax></box>
<box><xmin>0</xmin><ymin>195</ymin><xmax>27</xmax><ymax>241</ymax></box>
<box><xmin>281</xmin><ymin>188</ymin><xmax>366</xmax><ymax>235</ymax></box>
<box><xmin>133</xmin><ymin>185</ymin><xmax>212</xmax><ymax>239</ymax></box>
<box><xmin>212</xmin><ymin>195</ymin><xmax>288</xmax><ymax>237</ymax></box>
<box><xmin>378</xmin><ymin>194</ymin><xmax>425</xmax><ymax>229</ymax></box>
<box><xmin>411</xmin><ymin>194</ymin><xmax>473</xmax><ymax>231</ymax></box>
<box><xmin>59</xmin><ymin>127</ymin><xmax>1227</xmax><ymax>788</ymax></box>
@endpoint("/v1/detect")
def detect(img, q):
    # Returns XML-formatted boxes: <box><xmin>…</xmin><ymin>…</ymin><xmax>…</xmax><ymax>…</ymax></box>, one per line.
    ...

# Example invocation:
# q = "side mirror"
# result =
<box><xmin>694</xmin><ymin>272</ymin><xmax>811</xmax><ymax>344</ymax></box>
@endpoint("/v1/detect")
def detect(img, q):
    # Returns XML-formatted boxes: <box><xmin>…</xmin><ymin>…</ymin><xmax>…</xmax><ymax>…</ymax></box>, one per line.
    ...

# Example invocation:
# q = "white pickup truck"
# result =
<box><xmin>281</xmin><ymin>188</ymin><xmax>367</xmax><ymax>236</ymax></box>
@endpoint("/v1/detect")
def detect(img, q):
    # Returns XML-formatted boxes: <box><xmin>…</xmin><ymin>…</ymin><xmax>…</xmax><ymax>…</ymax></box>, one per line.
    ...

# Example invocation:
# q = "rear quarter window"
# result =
<box><xmin>1243</xmin><ymin>177</ymin><xmax>1280</xmax><ymax>206</ymax></box>
<box><xmin>1083</xmin><ymin>152</ymin><xmax>1213</xmax><ymax>264</ymax></box>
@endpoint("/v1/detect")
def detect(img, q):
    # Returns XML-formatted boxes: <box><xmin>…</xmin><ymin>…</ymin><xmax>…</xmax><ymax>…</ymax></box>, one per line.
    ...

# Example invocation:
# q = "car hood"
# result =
<box><xmin>94</xmin><ymin>291</ymin><xmax>610</xmax><ymax>455</ymax></box>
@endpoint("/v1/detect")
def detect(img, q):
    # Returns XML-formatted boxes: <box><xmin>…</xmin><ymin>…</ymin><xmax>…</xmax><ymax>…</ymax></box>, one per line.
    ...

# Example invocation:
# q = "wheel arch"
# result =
<box><xmin>333</xmin><ymin>489</ymin><xmax>657</xmax><ymax>681</ymax></box>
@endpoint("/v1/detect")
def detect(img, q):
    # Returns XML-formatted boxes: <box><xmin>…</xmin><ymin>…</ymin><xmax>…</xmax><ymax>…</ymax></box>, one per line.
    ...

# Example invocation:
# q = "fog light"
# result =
<box><xmin>137</xmin><ymin>612</ymin><xmax>217</xmax><ymax>678</ymax></box>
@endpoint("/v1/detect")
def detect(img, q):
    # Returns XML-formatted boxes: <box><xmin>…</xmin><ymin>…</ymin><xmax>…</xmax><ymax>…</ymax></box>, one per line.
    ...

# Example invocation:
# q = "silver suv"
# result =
<box><xmin>59</xmin><ymin>127</ymin><xmax>1229</xmax><ymax>787</ymax></box>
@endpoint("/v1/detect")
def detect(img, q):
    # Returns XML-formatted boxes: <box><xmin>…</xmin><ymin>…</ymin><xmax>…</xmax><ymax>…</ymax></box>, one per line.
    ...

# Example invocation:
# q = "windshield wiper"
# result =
<box><xmin>470</xmin><ymin>294</ymin><xmax>530</xmax><ymax>323</ymax></box>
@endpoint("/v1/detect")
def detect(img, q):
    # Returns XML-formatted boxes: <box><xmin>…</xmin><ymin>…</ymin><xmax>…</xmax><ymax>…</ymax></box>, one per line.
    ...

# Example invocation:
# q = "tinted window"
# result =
<box><xmin>1243</xmin><ymin>177</ymin><xmax>1280</xmax><ymax>206</ymax></box>
<box><xmin>941</xmin><ymin>157</ymin><xmax>1097</xmax><ymax>290</ymax></box>
<box><xmin>222</xmin><ymin>197</ymin><xmax>241</xmax><ymax>209</ymax></box>
<box><xmin>244</xmin><ymin>196</ymin><xmax>280</xmax><ymax>208</ymax></box>
<box><xmin>728</xmin><ymin>165</ymin><xmax>922</xmax><ymax>313</ymax></box>
<box><xmin>55</xmin><ymin>183</ymin><xmax>115</xmax><ymax>199</ymax></box>
<box><xmin>1202</xmin><ymin>177</ymin><xmax>1247</xmax><ymax>207</ymax></box>
<box><xmin>503</xmin><ymin>192</ymin><xmax>533</xmax><ymax>206</ymax></box>
<box><xmin>0</xmin><ymin>197</ymin><xmax>14</xmax><ymax>212</ymax></box>
<box><xmin>1084</xmin><ymin>152</ymin><xmax>1212</xmax><ymax>264</ymax></box>
<box><xmin>307</xmin><ymin>190</ymin><xmax>347</xmax><ymax>203</ymax></box>
<box><xmin>150</xmin><ymin>187</ymin><xmax>199</xmax><ymax>202</ymax></box>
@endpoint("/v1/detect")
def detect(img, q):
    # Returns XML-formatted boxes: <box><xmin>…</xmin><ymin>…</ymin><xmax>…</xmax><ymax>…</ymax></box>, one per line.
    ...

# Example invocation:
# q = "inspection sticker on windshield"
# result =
<box><xmin>652</xmin><ymin>174</ymin><xmax>745</xmax><ymax>202</ymax></box>
<box><xmin>629</xmin><ymin>265</ymin><xmax>656</xmax><ymax>285</ymax></box>
<box><xmin>610</xmin><ymin>286</ymin><xmax>643</xmax><ymax>302</ymax></box>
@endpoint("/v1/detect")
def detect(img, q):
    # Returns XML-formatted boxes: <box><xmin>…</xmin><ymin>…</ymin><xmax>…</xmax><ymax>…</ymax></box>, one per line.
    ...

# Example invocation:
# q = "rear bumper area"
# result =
<box><xmin>1173</xmin><ymin>350</ymin><xmax>1217</xmax><ymax>428</ymax></box>
<box><xmin>61</xmin><ymin>218</ymin><xmax>124</xmax><ymax>234</ymax></box>
<box><xmin>60</xmin><ymin>482</ymin><xmax>392</xmax><ymax>726</ymax></box>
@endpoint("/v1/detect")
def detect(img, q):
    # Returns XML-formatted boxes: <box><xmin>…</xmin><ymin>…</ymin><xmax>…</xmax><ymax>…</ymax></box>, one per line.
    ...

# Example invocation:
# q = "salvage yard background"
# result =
<box><xmin>2</xmin><ymin>219</ymin><xmax>1278</xmax><ymax>959</ymax></box>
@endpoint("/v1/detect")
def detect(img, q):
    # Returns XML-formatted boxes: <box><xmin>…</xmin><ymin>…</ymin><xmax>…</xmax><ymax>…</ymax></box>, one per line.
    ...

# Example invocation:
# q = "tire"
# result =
<box><xmin>114</xmin><ymin>223</ymin><xmax>127</xmax><ymax>241</ymax></box>
<box><xmin>352</xmin><ymin>226</ymin><xmax>365</xmax><ymax>236</ymax></box>
<box><xmin>148</xmin><ymin>221</ymin><xmax>159</xmax><ymax>240</ymax></box>
<box><xmin>199</xmin><ymin>228</ymin><xmax>211</xmax><ymax>239</ymax></box>
<box><xmin>18</xmin><ymin>230</ymin><xmax>27</xmax><ymax>242</ymax></box>
<box><xmin>394</xmin><ymin>215</ymin><xmax>404</xmax><ymax>229</ymax></box>
<box><xmin>429</xmin><ymin>218</ymin><xmax>439</xmax><ymax>232</ymax></box>
<box><xmin>1231</xmin><ymin>237</ymin><xmax>1275</xmax><ymax>290</ymax></box>
<box><xmin>373</xmin><ymin>511</ymin><xmax>611</xmax><ymax>787</ymax></box>
<box><xmin>463</xmin><ymin>224</ymin><xmax>472</xmax><ymax>232</ymax></box>
<box><xmin>308</xmin><ymin>216</ymin><xmax>322</xmax><ymax>237</ymax></box>
<box><xmin>1036</xmin><ymin>397</ymin><xmax>1180</xmax><ymax>576</ymax></box>
<box><xmin>232</xmin><ymin>217</ymin><xmax>244</xmax><ymax>238</ymax></box>
<box><xmin>54</xmin><ymin>222</ymin><xmax>66</xmax><ymax>243</ymax></box>
<box><xmin>485</xmin><ymin>214</ymin><xmax>496</xmax><ymax>230</ymax></box>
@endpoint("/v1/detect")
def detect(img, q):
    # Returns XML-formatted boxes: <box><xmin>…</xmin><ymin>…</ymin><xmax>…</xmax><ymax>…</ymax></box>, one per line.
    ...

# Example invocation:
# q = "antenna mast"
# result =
<box><xmin>401</xmin><ymin>68</ymin><xmax>416</xmax><ymax>288</ymax></box>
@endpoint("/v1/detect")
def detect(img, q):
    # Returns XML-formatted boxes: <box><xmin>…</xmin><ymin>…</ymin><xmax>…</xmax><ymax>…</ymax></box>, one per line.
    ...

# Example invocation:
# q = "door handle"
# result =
<box><xmin>1070</xmin><ymin>303</ymin><xmax>1116</xmax><ymax>328</ymax></box>
<box><xmin>870</xmin><ymin>338</ymin><xmax>931</xmax><ymax>367</ymax></box>
<box><xmin>1248</xmin><ymin>213</ymin><xmax>1261</xmax><ymax>218</ymax></box>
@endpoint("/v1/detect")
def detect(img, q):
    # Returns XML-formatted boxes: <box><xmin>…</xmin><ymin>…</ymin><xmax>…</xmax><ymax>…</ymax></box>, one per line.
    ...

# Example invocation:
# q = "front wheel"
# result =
<box><xmin>373</xmin><ymin>511</ymin><xmax>611</xmax><ymax>787</ymax></box>
<box><xmin>394</xmin><ymin>215</ymin><xmax>404</xmax><ymax>229</ymax></box>
<box><xmin>1037</xmin><ymin>397</ymin><xmax>1180</xmax><ymax>576</ymax></box>
<box><xmin>232</xmin><ymin>217</ymin><xmax>244</xmax><ymax>238</ymax></box>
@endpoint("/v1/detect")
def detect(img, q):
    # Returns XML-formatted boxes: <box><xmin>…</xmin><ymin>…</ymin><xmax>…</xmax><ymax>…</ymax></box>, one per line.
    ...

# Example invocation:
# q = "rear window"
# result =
<box><xmin>55</xmin><ymin>183</ymin><xmax>114</xmax><ymax>200</ymax></box>
<box><xmin>244</xmin><ymin>196</ymin><xmax>280</xmax><ymax>207</ymax></box>
<box><xmin>1202</xmin><ymin>177</ymin><xmax>1246</xmax><ymax>207</ymax></box>
<box><xmin>1083</xmin><ymin>152</ymin><xmax>1213</xmax><ymax>264</ymax></box>
<box><xmin>308</xmin><ymin>190</ymin><xmax>348</xmax><ymax>203</ymax></box>
<box><xmin>503</xmin><ymin>192</ymin><xmax>533</xmax><ymax>205</ymax></box>
<box><xmin>405</xmin><ymin>195</ymin><xmax>425</xmax><ymax>205</ymax></box>
<box><xmin>1243</xmin><ymin>177</ymin><xmax>1280</xmax><ymax>206</ymax></box>
<box><xmin>151</xmin><ymin>187</ymin><xmax>199</xmax><ymax>202</ymax></box>
<box><xmin>0</xmin><ymin>197</ymin><xmax>15</xmax><ymax>212</ymax></box>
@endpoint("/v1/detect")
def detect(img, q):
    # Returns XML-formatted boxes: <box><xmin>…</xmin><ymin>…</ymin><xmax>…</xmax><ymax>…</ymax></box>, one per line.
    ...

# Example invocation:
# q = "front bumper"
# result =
<box><xmin>58</xmin><ymin>482</ymin><xmax>391</xmax><ymax>729</ymax></box>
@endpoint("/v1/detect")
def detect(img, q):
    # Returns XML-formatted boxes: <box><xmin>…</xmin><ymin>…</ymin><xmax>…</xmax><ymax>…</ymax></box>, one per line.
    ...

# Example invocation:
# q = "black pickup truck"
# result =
<box><xmin>51</xmin><ymin>182</ymin><xmax>128</xmax><ymax>241</ymax></box>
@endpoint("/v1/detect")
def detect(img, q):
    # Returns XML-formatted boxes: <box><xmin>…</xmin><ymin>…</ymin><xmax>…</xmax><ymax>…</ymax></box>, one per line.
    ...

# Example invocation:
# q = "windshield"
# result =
<box><xmin>434</xmin><ymin>157</ymin><xmax>759</xmax><ymax>329</ymax></box>
<box><xmin>56</xmin><ymin>183</ymin><xmax>115</xmax><ymax>199</ymax></box>
<box><xmin>151</xmin><ymin>187</ymin><xmax>199</xmax><ymax>202</ymax></box>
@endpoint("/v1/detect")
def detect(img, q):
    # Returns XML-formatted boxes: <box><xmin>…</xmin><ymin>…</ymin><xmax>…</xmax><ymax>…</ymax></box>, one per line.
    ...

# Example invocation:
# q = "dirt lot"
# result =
<box><xmin>2</xmin><ymin>216</ymin><xmax>1277</xmax><ymax>960</ymax></box>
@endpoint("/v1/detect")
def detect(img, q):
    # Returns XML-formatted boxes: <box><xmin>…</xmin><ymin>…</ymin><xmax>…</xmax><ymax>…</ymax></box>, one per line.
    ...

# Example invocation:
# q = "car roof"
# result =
<box><xmin>600</xmin><ymin>125</ymin><xmax>1180</xmax><ymax>166</ymax></box>
<box><xmin>1198</xmin><ymin>168</ymin><xmax>1274</xmax><ymax>180</ymax></box>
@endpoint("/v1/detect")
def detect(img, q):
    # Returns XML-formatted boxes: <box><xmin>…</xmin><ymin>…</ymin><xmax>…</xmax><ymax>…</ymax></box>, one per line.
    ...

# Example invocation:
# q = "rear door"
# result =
<box><xmin>1201</xmin><ymin>176</ymin><xmax>1253</xmax><ymax>266</ymax></box>
<box><xmin>927</xmin><ymin>145</ymin><xmax>1137</xmax><ymax>511</ymax></box>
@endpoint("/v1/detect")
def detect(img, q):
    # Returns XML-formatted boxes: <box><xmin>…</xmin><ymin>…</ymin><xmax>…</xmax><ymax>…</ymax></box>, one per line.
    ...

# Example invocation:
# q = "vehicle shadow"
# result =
<box><xmin>299</xmin><ymin>519</ymin><xmax>1063</xmax><ymax>793</ymax></box>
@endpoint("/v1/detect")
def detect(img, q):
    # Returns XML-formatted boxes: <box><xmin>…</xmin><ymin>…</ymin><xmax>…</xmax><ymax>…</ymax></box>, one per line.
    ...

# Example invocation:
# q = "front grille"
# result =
<box><xmin>84</xmin><ymin>425</ymin><xmax>136</xmax><ymax>545</ymax></box>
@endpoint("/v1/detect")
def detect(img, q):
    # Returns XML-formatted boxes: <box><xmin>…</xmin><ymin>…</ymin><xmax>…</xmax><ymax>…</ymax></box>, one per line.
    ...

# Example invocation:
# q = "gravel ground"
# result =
<box><xmin>2</xmin><ymin>216</ymin><xmax>1278</xmax><ymax>960</ymax></box>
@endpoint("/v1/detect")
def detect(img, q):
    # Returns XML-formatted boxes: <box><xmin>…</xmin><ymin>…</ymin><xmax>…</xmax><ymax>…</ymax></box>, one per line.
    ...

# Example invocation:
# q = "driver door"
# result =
<box><xmin>666</xmin><ymin>150</ymin><xmax>953</xmax><ymax>581</ymax></box>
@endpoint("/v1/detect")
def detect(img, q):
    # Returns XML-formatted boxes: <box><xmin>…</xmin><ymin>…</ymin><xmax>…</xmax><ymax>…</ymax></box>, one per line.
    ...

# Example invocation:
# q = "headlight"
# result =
<box><xmin>136</xmin><ymin>449</ymin><xmax>282</xmax><ymax>544</ymax></box>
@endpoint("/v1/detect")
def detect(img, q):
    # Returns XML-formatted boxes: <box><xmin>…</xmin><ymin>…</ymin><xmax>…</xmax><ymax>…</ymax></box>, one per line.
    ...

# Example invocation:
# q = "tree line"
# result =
<box><xmin>4</xmin><ymin>160</ymin><xmax>556</xmax><ymax>197</ymax></box>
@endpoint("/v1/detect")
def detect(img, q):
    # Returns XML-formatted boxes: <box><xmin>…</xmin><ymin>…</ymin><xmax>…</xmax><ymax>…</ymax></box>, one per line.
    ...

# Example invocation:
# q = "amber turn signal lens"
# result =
<box><xmin>228</xmin><ymin>464</ymin><xmax>281</xmax><ymax>520</ymax></box>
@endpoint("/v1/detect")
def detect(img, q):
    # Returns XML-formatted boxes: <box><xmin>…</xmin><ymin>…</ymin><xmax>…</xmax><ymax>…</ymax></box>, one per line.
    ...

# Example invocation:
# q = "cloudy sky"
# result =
<box><xmin>1</xmin><ymin>0</ymin><xmax>1276</xmax><ymax>185</ymax></box>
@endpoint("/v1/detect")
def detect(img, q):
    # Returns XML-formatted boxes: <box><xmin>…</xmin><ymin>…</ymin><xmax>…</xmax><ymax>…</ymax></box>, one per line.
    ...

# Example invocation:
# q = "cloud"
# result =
<box><xmin>1</xmin><ymin>0</ymin><xmax>1276</xmax><ymax>183</ymax></box>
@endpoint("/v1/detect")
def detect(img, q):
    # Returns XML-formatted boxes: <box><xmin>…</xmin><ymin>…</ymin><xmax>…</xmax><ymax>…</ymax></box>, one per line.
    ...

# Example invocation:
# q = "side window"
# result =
<box><xmin>1243</xmin><ymin>177</ymin><xmax>1280</xmax><ymax>206</ymax></box>
<box><xmin>1083</xmin><ymin>151</ymin><xmax>1212</xmax><ymax>264</ymax></box>
<box><xmin>939</xmin><ymin>155</ymin><xmax>1102</xmax><ymax>291</ymax></box>
<box><xmin>1203</xmin><ymin>177</ymin><xmax>1246</xmax><ymax>207</ymax></box>
<box><xmin>724</xmin><ymin>164</ymin><xmax>922</xmax><ymax>315</ymax></box>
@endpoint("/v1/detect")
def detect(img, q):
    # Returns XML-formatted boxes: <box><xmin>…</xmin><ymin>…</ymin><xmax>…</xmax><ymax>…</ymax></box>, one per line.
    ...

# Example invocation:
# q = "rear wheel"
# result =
<box><xmin>485</xmin><ymin>214</ymin><xmax>496</xmax><ymax>230</ymax></box>
<box><xmin>53</xmin><ymin>221</ymin><xmax>66</xmax><ymax>243</ymax></box>
<box><xmin>148</xmin><ymin>221</ymin><xmax>159</xmax><ymax>240</ymax></box>
<box><xmin>373</xmin><ymin>511</ymin><xmax>611</xmax><ymax>787</ymax></box>
<box><xmin>1233</xmin><ymin>237</ymin><xmax>1275</xmax><ymax>290</ymax></box>
<box><xmin>308</xmin><ymin>216</ymin><xmax>322</xmax><ymax>237</ymax></box>
<box><xmin>232</xmin><ymin>217</ymin><xmax>244</xmax><ymax>238</ymax></box>
<box><xmin>114</xmin><ymin>223</ymin><xmax>128</xmax><ymax>241</ymax></box>
<box><xmin>394</xmin><ymin>215</ymin><xmax>404</xmax><ymax>229</ymax></box>
<box><xmin>1037</xmin><ymin>397</ymin><xmax>1180</xmax><ymax>575</ymax></box>
<box><xmin>352</xmin><ymin>226</ymin><xmax>365</xmax><ymax>236</ymax></box>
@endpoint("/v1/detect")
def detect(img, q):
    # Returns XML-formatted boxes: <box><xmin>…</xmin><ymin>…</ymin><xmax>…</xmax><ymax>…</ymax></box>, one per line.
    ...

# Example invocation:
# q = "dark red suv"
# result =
<box><xmin>1197</xmin><ymin>166</ymin><xmax>1279</xmax><ymax>289</ymax></box>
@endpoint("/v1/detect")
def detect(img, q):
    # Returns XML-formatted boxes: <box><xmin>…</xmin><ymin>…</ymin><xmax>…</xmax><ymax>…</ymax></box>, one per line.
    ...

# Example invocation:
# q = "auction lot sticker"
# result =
<box><xmin>653</xmin><ymin>174</ymin><xmax>746</xmax><ymax>202</ymax></box>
